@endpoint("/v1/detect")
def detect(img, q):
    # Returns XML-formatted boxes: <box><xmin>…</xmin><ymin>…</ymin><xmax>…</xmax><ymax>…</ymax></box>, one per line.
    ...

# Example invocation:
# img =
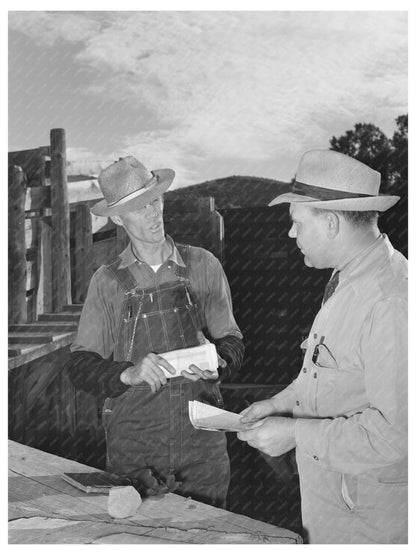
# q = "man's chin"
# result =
<box><xmin>303</xmin><ymin>255</ymin><xmax>314</xmax><ymax>268</ymax></box>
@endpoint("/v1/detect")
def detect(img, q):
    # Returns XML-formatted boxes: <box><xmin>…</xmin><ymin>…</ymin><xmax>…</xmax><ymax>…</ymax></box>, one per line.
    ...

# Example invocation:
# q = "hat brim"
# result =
<box><xmin>268</xmin><ymin>192</ymin><xmax>400</xmax><ymax>212</ymax></box>
<box><xmin>90</xmin><ymin>168</ymin><xmax>175</xmax><ymax>216</ymax></box>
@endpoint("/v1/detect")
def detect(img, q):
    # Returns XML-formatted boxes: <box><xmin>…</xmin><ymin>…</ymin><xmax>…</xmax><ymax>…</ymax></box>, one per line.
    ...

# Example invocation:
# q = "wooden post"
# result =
<box><xmin>197</xmin><ymin>197</ymin><xmax>224</xmax><ymax>262</ymax></box>
<box><xmin>8</xmin><ymin>165</ymin><xmax>27</xmax><ymax>324</ymax></box>
<box><xmin>50</xmin><ymin>128</ymin><xmax>71</xmax><ymax>311</ymax></box>
<box><xmin>73</xmin><ymin>204</ymin><xmax>93</xmax><ymax>303</ymax></box>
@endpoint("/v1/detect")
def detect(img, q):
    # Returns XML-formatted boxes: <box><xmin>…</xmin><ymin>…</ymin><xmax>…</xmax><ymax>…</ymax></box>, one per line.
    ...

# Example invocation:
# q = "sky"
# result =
<box><xmin>8</xmin><ymin>8</ymin><xmax>408</xmax><ymax>188</ymax></box>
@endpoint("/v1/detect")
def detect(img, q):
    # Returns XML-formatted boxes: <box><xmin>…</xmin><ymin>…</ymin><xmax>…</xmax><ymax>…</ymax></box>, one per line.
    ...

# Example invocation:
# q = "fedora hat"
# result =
<box><xmin>91</xmin><ymin>156</ymin><xmax>175</xmax><ymax>217</ymax></box>
<box><xmin>269</xmin><ymin>149</ymin><xmax>400</xmax><ymax>212</ymax></box>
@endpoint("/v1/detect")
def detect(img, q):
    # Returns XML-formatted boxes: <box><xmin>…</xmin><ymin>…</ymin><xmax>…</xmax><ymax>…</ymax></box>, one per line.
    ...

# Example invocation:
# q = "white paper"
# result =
<box><xmin>188</xmin><ymin>400</ymin><xmax>245</xmax><ymax>432</ymax></box>
<box><xmin>158</xmin><ymin>343</ymin><xmax>218</xmax><ymax>378</ymax></box>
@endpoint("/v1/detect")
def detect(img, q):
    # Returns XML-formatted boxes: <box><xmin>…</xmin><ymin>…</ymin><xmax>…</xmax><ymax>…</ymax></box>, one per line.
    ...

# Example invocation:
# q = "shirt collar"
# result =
<box><xmin>117</xmin><ymin>234</ymin><xmax>186</xmax><ymax>269</ymax></box>
<box><xmin>338</xmin><ymin>233</ymin><xmax>392</xmax><ymax>281</ymax></box>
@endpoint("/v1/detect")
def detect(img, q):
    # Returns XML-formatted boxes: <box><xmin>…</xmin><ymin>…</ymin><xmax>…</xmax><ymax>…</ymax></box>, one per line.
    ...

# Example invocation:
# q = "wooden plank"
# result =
<box><xmin>9</xmin><ymin>165</ymin><xmax>27</xmax><ymax>324</ymax></box>
<box><xmin>25</xmin><ymin>289</ymin><xmax>38</xmax><ymax>324</ymax></box>
<box><xmin>63</xmin><ymin>304</ymin><xmax>83</xmax><ymax>313</ymax></box>
<box><xmin>50</xmin><ymin>128</ymin><xmax>71</xmax><ymax>311</ymax></box>
<box><xmin>25</xmin><ymin>260</ymin><xmax>38</xmax><ymax>291</ymax></box>
<box><xmin>73</xmin><ymin>204</ymin><xmax>93</xmax><ymax>303</ymax></box>
<box><xmin>8</xmin><ymin>332</ymin><xmax>77</xmax><ymax>370</ymax></box>
<box><xmin>36</xmin><ymin>218</ymin><xmax>53</xmax><ymax>315</ymax></box>
<box><xmin>24</xmin><ymin>186</ymin><xmax>50</xmax><ymax>211</ymax></box>
<box><xmin>8</xmin><ymin>146</ymin><xmax>50</xmax><ymax>178</ymax></box>
<box><xmin>205</xmin><ymin>210</ymin><xmax>224</xmax><ymax>261</ymax></box>
<box><xmin>8</xmin><ymin>333</ymin><xmax>53</xmax><ymax>344</ymax></box>
<box><xmin>9</xmin><ymin>323</ymin><xmax>78</xmax><ymax>333</ymax></box>
<box><xmin>8</xmin><ymin>441</ymin><xmax>302</xmax><ymax>544</ymax></box>
<box><xmin>38</xmin><ymin>313</ymin><xmax>80</xmax><ymax>322</ymax></box>
<box><xmin>24</xmin><ymin>218</ymin><xmax>39</xmax><ymax>248</ymax></box>
<box><xmin>8</xmin><ymin>368</ymin><xmax>28</xmax><ymax>443</ymax></box>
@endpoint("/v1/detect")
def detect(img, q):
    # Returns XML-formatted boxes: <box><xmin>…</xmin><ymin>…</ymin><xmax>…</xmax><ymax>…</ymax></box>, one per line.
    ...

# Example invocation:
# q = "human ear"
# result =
<box><xmin>326</xmin><ymin>212</ymin><xmax>340</xmax><ymax>239</ymax></box>
<box><xmin>110</xmin><ymin>215</ymin><xmax>123</xmax><ymax>226</ymax></box>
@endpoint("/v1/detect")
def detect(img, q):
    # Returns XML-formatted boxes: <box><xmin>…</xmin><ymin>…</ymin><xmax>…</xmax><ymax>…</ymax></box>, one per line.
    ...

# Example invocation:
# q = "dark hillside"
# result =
<box><xmin>165</xmin><ymin>175</ymin><xmax>291</xmax><ymax>208</ymax></box>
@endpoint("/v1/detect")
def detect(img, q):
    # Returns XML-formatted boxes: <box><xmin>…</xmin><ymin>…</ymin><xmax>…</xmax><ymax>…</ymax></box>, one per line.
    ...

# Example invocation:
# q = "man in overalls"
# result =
<box><xmin>67</xmin><ymin>156</ymin><xmax>244</xmax><ymax>508</ymax></box>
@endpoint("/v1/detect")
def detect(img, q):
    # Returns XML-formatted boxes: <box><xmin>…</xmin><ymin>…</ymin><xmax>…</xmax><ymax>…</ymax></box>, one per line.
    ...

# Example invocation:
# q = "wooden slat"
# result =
<box><xmin>9</xmin><ymin>322</ymin><xmax>78</xmax><ymax>333</ymax></box>
<box><xmin>8</xmin><ymin>146</ymin><xmax>50</xmax><ymax>177</ymax></box>
<box><xmin>25</xmin><ymin>260</ymin><xmax>38</xmax><ymax>291</ymax></box>
<box><xmin>37</xmin><ymin>313</ymin><xmax>80</xmax><ymax>322</ymax></box>
<box><xmin>73</xmin><ymin>204</ymin><xmax>93</xmax><ymax>303</ymax></box>
<box><xmin>62</xmin><ymin>304</ymin><xmax>83</xmax><ymax>313</ymax></box>
<box><xmin>8</xmin><ymin>332</ymin><xmax>77</xmax><ymax>370</ymax></box>
<box><xmin>9</xmin><ymin>165</ymin><xmax>27</xmax><ymax>324</ymax></box>
<box><xmin>24</xmin><ymin>186</ymin><xmax>50</xmax><ymax>212</ymax></box>
<box><xmin>8</xmin><ymin>333</ymin><xmax>53</xmax><ymax>344</ymax></box>
<box><xmin>36</xmin><ymin>218</ymin><xmax>53</xmax><ymax>315</ymax></box>
<box><xmin>24</xmin><ymin>218</ymin><xmax>39</xmax><ymax>248</ymax></box>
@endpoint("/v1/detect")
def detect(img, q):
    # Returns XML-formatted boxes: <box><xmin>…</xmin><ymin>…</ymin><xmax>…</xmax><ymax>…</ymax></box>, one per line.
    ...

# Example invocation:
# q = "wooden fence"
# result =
<box><xmin>8</xmin><ymin>128</ymin><xmax>224</xmax><ymax>366</ymax></box>
<box><xmin>69</xmin><ymin>196</ymin><xmax>223</xmax><ymax>304</ymax></box>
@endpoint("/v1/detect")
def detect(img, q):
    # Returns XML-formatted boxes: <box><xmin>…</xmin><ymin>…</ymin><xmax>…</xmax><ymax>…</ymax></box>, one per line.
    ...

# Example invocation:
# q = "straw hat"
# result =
<box><xmin>91</xmin><ymin>156</ymin><xmax>175</xmax><ymax>216</ymax></box>
<box><xmin>269</xmin><ymin>149</ymin><xmax>400</xmax><ymax>211</ymax></box>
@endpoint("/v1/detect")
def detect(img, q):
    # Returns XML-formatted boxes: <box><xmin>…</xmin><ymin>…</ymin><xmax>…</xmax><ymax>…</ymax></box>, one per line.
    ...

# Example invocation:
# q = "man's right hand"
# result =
<box><xmin>239</xmin><ymin>399</ymin><xmax>281</xmax><ymax>424</ymax></box>
<box><xmin>120</xmin><ymin>353</ymin><xmax>176</xmax><ymax>393</ymax></box>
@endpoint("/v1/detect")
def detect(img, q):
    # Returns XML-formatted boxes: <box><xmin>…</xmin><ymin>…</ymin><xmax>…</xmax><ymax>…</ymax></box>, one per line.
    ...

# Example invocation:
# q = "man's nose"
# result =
<box><xmin>146</xmin><ymin>204</ymin><xmax>161</xmax><ymax>217</ymax></box>
<box><xmin>288</xmin><ymin>223</ymin><xmax>296</xmax><ymax>238</ymax></box>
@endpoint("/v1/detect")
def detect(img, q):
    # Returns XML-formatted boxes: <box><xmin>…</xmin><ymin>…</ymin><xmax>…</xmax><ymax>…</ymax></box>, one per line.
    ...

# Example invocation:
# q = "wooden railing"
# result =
<box><xmin>8</xmin><ymin>129</ymin><xmax>224</xmax><ymax>367</ymax></box>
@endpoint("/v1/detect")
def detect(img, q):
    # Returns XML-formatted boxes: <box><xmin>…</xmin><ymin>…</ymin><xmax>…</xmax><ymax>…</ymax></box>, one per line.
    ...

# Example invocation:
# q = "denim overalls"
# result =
<box><xmin>101</xmin><ymin>244</ymin><xmax>230</xmax><ymax>507</ymax></box>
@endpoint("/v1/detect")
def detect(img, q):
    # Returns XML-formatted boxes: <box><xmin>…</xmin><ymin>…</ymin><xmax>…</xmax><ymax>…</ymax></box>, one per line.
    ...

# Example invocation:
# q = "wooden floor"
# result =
<box><xmin>8</xmin><ymin>441</ymin><xmax>302</xmax><ymax>544</ymax></box>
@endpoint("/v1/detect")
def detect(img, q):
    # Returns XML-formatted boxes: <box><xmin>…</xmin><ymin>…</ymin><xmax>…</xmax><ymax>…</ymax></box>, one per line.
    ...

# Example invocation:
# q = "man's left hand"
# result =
<box><xmin>237</xmin><ymin>417</ymin><xmax>296</xmax><ymax>457</ymax></box>
<box><xmin>181</xmin><ymin>354</ymin><xmax>226</xmax><ymax>381</ymax></box>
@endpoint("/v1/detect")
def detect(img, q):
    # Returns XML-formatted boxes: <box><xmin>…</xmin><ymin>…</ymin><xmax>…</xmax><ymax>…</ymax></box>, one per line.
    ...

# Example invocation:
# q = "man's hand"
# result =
<box><xmin>239</xmin><ymin>399</ymin><xmax>280</xmax><ymax>423</ymax></box>
<box><xmin>181</xmin><ymin>354</ymin><xmax>226</xmax><ymax>382</ymax></box>
<box><xmin>120</xmin><ymin>353</ymin><xmax>176</xmax><ymax>393</ymax></box>
<box><xmin>237</xmin><ymin>417</ymin><xmax>296</xmax><ymax>457</ymax></box>
<box><xmin>181</xmin><ymin>333</ymin><xmax>226</xmax><ymax>382</ymax></box>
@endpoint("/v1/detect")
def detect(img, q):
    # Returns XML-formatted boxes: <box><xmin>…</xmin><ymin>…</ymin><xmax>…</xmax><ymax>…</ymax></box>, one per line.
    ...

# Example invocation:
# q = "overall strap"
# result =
<box><xmin>106</xmin><ymin>257</ymin><xmax>139</xmax><ymax>296</ymax></box>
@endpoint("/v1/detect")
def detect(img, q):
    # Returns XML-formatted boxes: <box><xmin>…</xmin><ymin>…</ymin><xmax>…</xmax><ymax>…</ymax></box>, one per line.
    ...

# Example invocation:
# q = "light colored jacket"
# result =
<box><xmin>275</xmin><ymin>235</ymin><xmax>407</xmax><ymax>543</ymax></box>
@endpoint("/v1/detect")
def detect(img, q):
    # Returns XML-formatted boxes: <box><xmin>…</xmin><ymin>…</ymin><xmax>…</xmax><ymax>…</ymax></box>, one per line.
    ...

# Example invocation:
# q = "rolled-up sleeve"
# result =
<box><xmin>295</xmin><ymin>295</ymin><xmax>407</xmax><ymax>474</ymax></box>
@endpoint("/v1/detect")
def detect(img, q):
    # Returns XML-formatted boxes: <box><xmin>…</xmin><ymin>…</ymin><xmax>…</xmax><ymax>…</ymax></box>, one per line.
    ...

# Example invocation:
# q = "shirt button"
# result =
<box><xmin>313</xmin><ymin>372</ymin><xmax>317</xmax><ymax>379</ymax></box>
<box><xmin>313</xmin><ymin>333</ymin><xmax>317</xmax><ymax>339</ymax></box>
<box><xmin>302</xmin><ymin>368</ymin><xmax>307</xmax><ymax>373</ymax></box>
<box><xmin>296</xmin><ymin>400</ymin><xmax>300</xmax><ymax>406</ymax></box>
<box><xmin>313</xmin><ymin>455</ymin><xmax>319</xmax><ymax>461</ymax></box>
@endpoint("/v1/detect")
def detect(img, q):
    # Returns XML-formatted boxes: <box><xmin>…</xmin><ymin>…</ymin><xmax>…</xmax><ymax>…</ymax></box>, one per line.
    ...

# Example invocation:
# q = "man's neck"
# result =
<box><xmin>131</xmin><ymin>237</ymin><xmax>171</xmax><ymax>266</ymax></box>
<box><xmin>334</xmin><ymin>227</ymin><xmax>381</xmax><ymax>271</ymax></box>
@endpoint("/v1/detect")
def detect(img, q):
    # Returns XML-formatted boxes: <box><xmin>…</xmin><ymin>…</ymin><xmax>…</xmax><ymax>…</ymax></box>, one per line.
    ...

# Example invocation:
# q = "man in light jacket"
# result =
<box><xmin>238</xmin><ymin>149</ymin><xmax>407</xmax><ymax>543</ymax></box>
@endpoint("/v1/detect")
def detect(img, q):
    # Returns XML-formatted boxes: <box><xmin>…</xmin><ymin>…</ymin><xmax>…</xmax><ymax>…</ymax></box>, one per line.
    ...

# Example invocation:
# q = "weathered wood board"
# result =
<box><xmin>8</xmin><ymin>441</ymin><xmax>302</xmax><ymax>544</ymax></box>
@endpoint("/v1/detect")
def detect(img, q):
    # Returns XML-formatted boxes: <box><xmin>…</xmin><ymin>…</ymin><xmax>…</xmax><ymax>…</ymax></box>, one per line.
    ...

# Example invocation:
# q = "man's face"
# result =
<box><xmin>118</xmin><ymin>196</ymin><xmax>165</xmax><ymax>244</ymax></box>
<box><xmin>288</xmin><ymin>204</ymin><xmax>332</xmax><ymax>269</ymax></box>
